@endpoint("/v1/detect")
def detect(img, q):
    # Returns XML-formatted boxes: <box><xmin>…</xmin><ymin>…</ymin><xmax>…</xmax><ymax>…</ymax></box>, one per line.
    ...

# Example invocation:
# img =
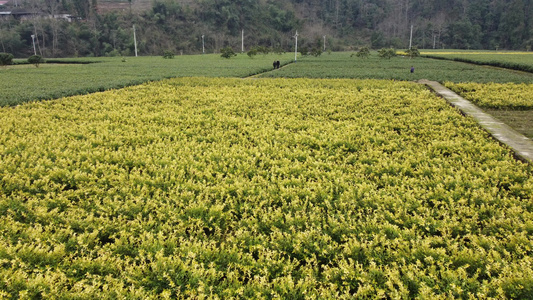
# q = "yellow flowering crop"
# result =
<box><xmin>445</xmin><ymin>82</ymin><xmax>533</xmax><ymax>109</ymax></box>
<box><xmin>1</xmin><ymin>78</ymin><xmax>532</xmax><ymax>298</ymax></box>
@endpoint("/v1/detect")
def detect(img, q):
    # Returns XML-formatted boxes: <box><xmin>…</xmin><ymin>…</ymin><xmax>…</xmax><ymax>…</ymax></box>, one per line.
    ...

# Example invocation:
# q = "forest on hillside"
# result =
<box><xmin>0</xmin><ymin>0</ymin><xmax>531</xmax><ymax>58</ymax></box>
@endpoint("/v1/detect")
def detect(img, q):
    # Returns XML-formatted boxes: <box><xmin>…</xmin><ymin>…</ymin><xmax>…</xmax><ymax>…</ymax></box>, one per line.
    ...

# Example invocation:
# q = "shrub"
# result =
<box><xmin>273</xmin><ymin>46</ymin><xmax>284</xmax><ymax>55</ymax></box>
<box><xmin>247</xmin><ymin>48</ymin><xmax>258</xmax><ymax>58</ymax></box>
<box><xmin>255</xmin><ymin>46</ymin><xmax>270</xmax><ymax>55</ymax></box>
<box><xmin>0</xmin><ymin>52</ymin><xmax>14</xmax><ymax>66</ymax></box>
<box><xmin>163</xmin><ymin>50</ymin><xmax>175</xmax><ymax>59</ymax></box>
<box><xmin>28</xmin><ymin>55</ymin><xmax>44</xmax><ymax>67</ymax></box>
<box><xmin>356</xmin><ymin>47</ymin><xmax>371</xmax><ymax>58</ymax></box>
<box><xmin>406</xmin><ymin>47</ymin><xmax>420</xmax><ymax>58</ymax></box>
<box><xmin>220</xmin><ymin>47</ymin><xmax>237</xmax><ymax>59</ymax></box>
<box><xmin>299</xmin><ymin>46</ymin><xmax>309</xmax><ymax>56</ymax></box>
<box><xmin>247</xmin><ymin>46</ymin><xmax>269</xmax><ymax>58</ymax></box>
<box><xmin>378</xmin><ymin>48</ymin><xmax>396</xmax><ymax>59</ymax></box>
<box><xmin>310</xmin><ymin>47</ymin><xmax>322</xmax><ymax>57</ymax></box>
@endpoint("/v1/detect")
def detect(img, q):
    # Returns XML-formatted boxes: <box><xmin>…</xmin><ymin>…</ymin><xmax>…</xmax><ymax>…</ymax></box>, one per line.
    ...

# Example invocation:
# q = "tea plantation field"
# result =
<box><xmin>0</xmin><ymin>54</ymin><xmax>294</xmax><ymax>107</ymax></box>
<box><xmin>420</xmin><ymin>50</ymin><xmax>533</xmax><ymax>73</ymax></box>
<box><xmin>1</xmin><ymin>52</ymin><xmax>533</xmax><ymax>298</ymax></box>
<box><xmin>1</xmin><ymin>77</ymin><xmax>532</xmax><ymax>298</ymax></box>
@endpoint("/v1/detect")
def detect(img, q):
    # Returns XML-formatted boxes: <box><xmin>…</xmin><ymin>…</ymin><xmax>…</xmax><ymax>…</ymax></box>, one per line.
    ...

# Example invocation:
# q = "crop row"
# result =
<box><xmin>444</xmin><ymin>82</ymin><xmax>533</xmax><ymax>109</ymax></box>
<box><xmin>260</xmin><ymin>52</ymin><xmax>533</xmax><ymax>84</ymax></box>
<box><xmin>0</xmin><ymin>54</ymin><xmax>294</xmax><ymax>107</ymax></box>
<box><xmin>421</xmin><ymin>52</ymin><xmax>533</xmax><ymax>73</ymax></box>
<box><xmin>1</xmin><ymin>78</ymin><xmax>532</xmax><ymax>298</ymax></box>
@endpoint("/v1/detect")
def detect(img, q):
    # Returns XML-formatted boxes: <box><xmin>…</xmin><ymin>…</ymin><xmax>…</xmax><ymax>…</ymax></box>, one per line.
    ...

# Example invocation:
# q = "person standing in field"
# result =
<box><xmin>410</xmin><ymin>66</ymin><xmax>415</xmax><ymax>73</ymax></box>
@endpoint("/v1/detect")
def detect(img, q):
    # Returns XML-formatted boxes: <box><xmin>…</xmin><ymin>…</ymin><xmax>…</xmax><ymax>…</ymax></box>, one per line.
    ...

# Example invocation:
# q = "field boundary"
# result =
<box><xmin>246</xmin><ymin>60</ymin><xmax>294</xmax><ymax>78</ymax></box>
<box><xmin>419</xmin><ymin>79</ymin><xmax>533</xmax><ymax>163</ymax></box>
<box><xmin>421</xmin><ymin>55</ymin><xmax>533</xmax><ymax>73</ymax></box>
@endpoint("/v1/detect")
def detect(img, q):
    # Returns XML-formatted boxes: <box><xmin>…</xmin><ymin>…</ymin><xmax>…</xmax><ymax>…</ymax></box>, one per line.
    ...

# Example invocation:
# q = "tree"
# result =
<box><xmin>220</xmin><ymin>46</ymin><xmax>237</xmax><ymax>58</ymax></box>
<box><xmin>162</xmin><ymin>50</ymin><xmax>174</xmax><ymax>59</ymax></box>
<box><xmin>0</xmin><ymin>52</ymin><xmax>14</xmax><ymax>66</ymax></box>
<box><xmin>247</xmin><ymin>47</ymin><xmax>258</xmax><ymax>58</ymax></box>
<box><xmin>28</xmin><ymin>54</ymin><xmax>44</xmax><ymax>67</ymax></box>
<box><xmin>355</xmin><ymin>46</ymin><xmax>370</xmax><ymax>58</ymax></box>
<box><xmin>378</xmin><ymin>48</ymin><xmax>396</xmax><ymax>59</ymax></box>
<box><xmin>310</xmin><ymin>47</ymin><xmax>322</xmax><ymax>57</ymax></box>
<box><xmin>444</xmin><ymin>20</ymin><xmax>482</xmax><ymax>49</ymax></box>
<box><xmin>406</xmin><ymin>47</ymin><xmax>420</xmax><ymax>58</ymax></box>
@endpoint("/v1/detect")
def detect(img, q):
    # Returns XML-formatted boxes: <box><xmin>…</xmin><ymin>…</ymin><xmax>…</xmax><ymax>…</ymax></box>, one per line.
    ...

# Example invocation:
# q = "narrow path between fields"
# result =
<box><xmin>246</xmin><ymin>60</ymin><xmax>294</xmax><ymax>78</ymax></box>
<box><xmin>419</xmin><ymin>79</ymin><xmax>533</xmax><ymax>164</ymax></box>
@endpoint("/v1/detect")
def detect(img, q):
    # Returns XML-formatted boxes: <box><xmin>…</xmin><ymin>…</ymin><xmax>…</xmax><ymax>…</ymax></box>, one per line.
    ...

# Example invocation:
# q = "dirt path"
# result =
<box><xmin>245</xmin><ymin>61</ymin><xmax>294</xmax><ymax>78</ymax></box>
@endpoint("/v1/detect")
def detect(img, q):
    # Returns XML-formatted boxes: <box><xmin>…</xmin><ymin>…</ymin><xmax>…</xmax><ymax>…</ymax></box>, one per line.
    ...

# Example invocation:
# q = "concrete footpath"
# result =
<box><xmin>418</xmin><ymin>79</ymin><xmax>533</xmax><ymax>164</ymax></box>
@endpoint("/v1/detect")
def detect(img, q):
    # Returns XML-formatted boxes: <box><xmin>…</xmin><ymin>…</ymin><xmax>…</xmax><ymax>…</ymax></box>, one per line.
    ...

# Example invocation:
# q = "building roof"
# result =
<box><xmin>0</xmin><ymin>1</ymin><xmax>9</xmax><ymax>6</ymax></box>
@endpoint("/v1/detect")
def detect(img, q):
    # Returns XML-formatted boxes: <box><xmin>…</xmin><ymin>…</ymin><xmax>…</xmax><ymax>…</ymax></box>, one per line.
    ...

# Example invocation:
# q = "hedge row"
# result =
<box><xmin>423</xmin><ymin>55</ymin><xmax>533</xmax><ymax>73</ymax></box>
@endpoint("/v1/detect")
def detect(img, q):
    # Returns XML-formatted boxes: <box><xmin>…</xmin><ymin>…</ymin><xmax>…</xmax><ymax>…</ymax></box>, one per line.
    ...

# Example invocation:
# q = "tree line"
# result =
<box><xmin>0</xmin><ymin>0</ymin><xmax>531</xmax><ymax>58</ymax></box>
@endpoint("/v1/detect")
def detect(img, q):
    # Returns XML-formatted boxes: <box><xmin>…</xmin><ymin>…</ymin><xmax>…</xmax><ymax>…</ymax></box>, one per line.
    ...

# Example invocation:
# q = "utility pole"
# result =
<box><xmin>31</xmin><ymin>34</ymin><xmax>36</xmax><ymax>55</ymax></box>
<box><xmin>133</xmin><ymin>25</ymin><xmax>138</xmax><ymax>57</ymax></box>
<box><xmin>202</xmin><ymin>35</ymin><xmax>205</xmax><ymax>54</ymax></box>
<box><xmin>323</xmin><ymin>35</ymin><xmax>326</xmax><ymax>51</ymax></box>
<box><xmin>241</xmin><ymin>29</ymin><xmax>244</xmax><ymax>53</ymax></box>
<box><xmin>294</xmin><ymin>31</ymin><xmax>298</xmax><ymax>62</ymax></box>
<box><xmin>409</xmin><ymin>25</ymin><xmax>413</xmax><ymax>49</ymax></box>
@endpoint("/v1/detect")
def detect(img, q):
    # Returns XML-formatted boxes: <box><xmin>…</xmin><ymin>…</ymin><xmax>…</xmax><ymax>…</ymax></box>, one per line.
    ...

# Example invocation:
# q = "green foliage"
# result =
<box><xmin>378</xmin><ymin>48</ymin><xmax>396</xmax><ymax>59</ymax></box>
<box><xmin>247</xmin><ymin>48</ymin><xmax>258</xmax><ymax>58</ymax></box>
<box><xmin>1</xmin><ymin>0</ymin><xmax>532</xmax><ymax>58</ymax></box>
<box><xmin>0</xmin><ymin>53</ymin><xmax>14</xmax><ymax>66</ymax></box>
<box><xmin>220</xmin><ymin>47</ymin><xmax>237</xmax><ymax>59</ymax></box>
<box><xmin>162</xmin><ymin>50</ymin><xmax>175</xmax><ymax>59</ymax></box>
<box><xmin>310</xmin><ymin>47</ymin><xmax>322</xmax><ymax>57</ymax></box>
<box><xmin>273</xmin><ymin>46</ymin><xmax>284</xmax><ymax>55</ymax></box>
<box><xmin>406</xmin><ymin>47</ymin><xmax>420</xmax><ymax>58</ymax></box>
<box><xmin>248</xmin><ymin>46</ymin><xmax>270</xmax><ymax>58</ymax></box>
<box><xmin>299</xmin><ymin>46</ymin><xmax>309</xmax><ymax>56</ymax></box>
<box><xmin>1</xmin><ymin>77</ymin><xmax>532</xmax><ymax>298</ymax></box>
<box><xmin>0</xmin><ymin>54</ymin><xmax>295</xmax><ymax>107</ymax></box>
<box><xmin>2</xmin><ymin>52</ymin><xmax>533</xmax><ymax>108</ymax></box>
<box><xmin>259</xmin><ymin>52</ymin><xmax>533</xmax><ymax>84</ymax></box>
<box><xmin>355</xmin><ymin>47</ymin><xmax>371</xmax><ymax>58</ymax></box>
<box><xmin>256</xmin><ymin>46</ymin><xmax>270</xmax><ymax>55</ymax></box>
<box><xmin>444</xmin><ymin>82</ymin><xmax>533</xmax><ymax>109</ymax></box>
<box><xmin>27</xmin><ymin>55</ymin><xmax>44</xmax><ymax>67</ymax></box>
<box><xmin>422</xmin><ymin>52</ymin><xmax>533</xmax><ymax>73</ymax></box>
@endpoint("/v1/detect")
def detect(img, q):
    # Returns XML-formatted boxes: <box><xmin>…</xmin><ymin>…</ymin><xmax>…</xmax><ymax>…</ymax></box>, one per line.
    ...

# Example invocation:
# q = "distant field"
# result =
<box><xmin>420</xmin><ymin>50</ymin><xmax>533</xmax><ymax>73</ymax></box>
<box><xmin>0</xmin><ymin>54</ymin><xmax>293</xmax><ymax>106</ymax></box>
<box><xmin>259</xmin><ymin>52</ymin><xmax>533</xmax><ymax>83</ymax></box>
<box><xmin>4</xmin><ymin>51</ymin><xmax>533</xmax><ymax>107</ymax></box>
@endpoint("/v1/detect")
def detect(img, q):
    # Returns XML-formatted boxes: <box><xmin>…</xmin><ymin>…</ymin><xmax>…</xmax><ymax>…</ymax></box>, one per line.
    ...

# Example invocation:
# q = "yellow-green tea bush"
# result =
<box><xmin>445</xmin><ymin>82</ymin><xmax>533</xmax><ymax>109</ymax></box>
<box><xmin>1</xmin><ymin>78</ymin><xmax>532</xmax><ymax>298</ymax></box>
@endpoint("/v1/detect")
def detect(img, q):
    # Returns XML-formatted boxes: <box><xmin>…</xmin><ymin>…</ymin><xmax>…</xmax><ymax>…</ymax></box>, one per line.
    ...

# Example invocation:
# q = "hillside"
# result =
<box><xmin>0</xmin><ymin>0</ymin><xmax>531</xmax><ymax>57</ymax></box>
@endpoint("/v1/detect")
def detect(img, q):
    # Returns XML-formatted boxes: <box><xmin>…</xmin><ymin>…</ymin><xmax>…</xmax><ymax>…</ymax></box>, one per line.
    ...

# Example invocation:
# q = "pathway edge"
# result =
<box><xmin>418</xmin><ymin>79</ymin><xmax>533</xmax><ymax>164</ymax></box>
